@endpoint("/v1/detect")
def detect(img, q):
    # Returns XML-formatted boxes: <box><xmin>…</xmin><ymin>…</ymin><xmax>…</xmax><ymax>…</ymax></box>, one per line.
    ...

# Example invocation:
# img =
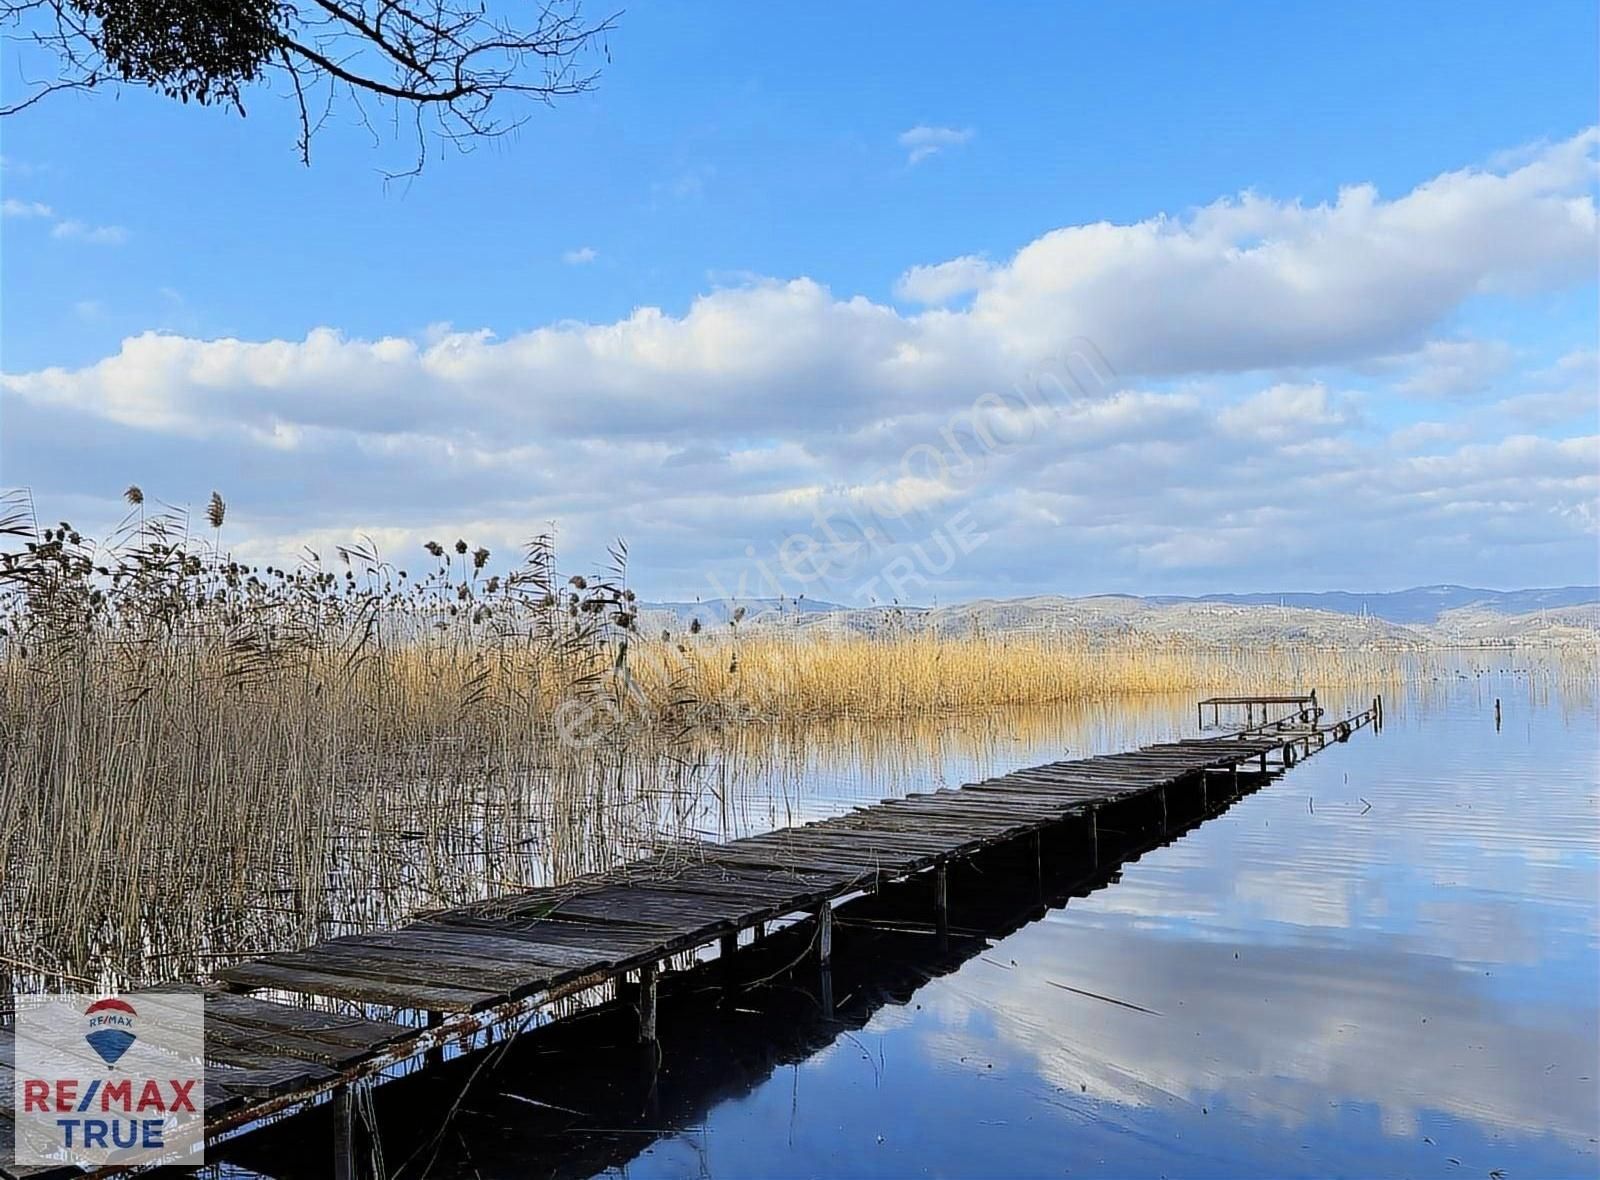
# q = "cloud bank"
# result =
<box><xmin>2</xmin><ymin>129</ymin><xmax>1596</xmax><ymax>598</ymax></box>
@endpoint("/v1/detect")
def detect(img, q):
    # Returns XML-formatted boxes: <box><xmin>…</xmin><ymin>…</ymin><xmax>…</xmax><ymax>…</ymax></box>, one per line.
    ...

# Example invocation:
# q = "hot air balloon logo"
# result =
<box><xmin>83</xmin><ymin>998</ymin><xmax>138</xmax><ymax>1067</ymax></box>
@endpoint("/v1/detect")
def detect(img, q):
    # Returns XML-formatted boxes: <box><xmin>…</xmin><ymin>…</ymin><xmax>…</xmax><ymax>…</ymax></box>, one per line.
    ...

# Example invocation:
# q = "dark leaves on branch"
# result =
<box><xmin>2</xmin><ymin>0</ymin><xmax>618</xmax><ymax>172</ymax></box>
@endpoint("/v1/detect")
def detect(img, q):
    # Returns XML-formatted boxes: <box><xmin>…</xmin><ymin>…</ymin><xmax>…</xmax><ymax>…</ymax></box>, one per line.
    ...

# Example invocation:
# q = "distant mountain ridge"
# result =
<box><xmin>1148</xmin><ymin>585</ymin><xmax>1600</xmax><ymax>624</ymax></box>
<box><xmin>644</xmin><ymin>586</ymin><xmax>1598</xmax><ymax>628</ymax></box>
<box><xmin>637</xmin><ymin>586</ymin><xmax>1599</xmax><ymax>647</ymax></box>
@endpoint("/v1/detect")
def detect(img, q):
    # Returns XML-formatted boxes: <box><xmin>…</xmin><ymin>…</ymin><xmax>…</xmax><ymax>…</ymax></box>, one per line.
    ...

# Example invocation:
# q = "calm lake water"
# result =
<box><xmin>226</xmin><ymin>666</ymin><xmax>1599</xmax><ymax>1179</ymax></box>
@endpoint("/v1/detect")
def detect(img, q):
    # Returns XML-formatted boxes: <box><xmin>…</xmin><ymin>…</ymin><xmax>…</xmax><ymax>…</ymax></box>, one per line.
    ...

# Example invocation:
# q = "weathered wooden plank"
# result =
<box><xmin>702</xmin><ymin>844</ymin><xmax>884</xmax><ymax>878</ymax></box>
<box><xmin>202</xmin><ymin>993</ymin><xmax>409</xmax><ymax>1050</ymax></box>
<box><xmin>751</xmin><ymin>827</ymin><xmax>955</xmax><ymax>855</ymax></box>
<box><xmin>216</xmin><ymin>961</ymin><xmax>500</xmax><ymax>1012</ymax></box>
<box><xmin>205</xmin><ymin>1059</ymin><xmax>339</xmax><ymax>1099</ymax></box>
<box><xmin>416</xmin><ymin>914</ymin><xmax>666</xmax><ymax>957</ymax></box>
<box><xmin>241</xmin><ymin>943</ymin><xmax>550</xmax><ymax>1000</ymax></box>
<box><xmin>550</xmin><ymin>886</ymin><xmax>758</xmax><ymax>927</ymax></box>
<box><xmin>643</xmin><ymin>866</ymin><xmax>851</xmax><ymax>901</ymax></box>
<box><xmin>204</xmin><ymin>1017</ymin><xmax>372</xmax><ymax>1070</ymax></box>
<box><xmin>337</xmin><ymin>928</ymin><xmax>603</xmax><ymax>974</ymax></box>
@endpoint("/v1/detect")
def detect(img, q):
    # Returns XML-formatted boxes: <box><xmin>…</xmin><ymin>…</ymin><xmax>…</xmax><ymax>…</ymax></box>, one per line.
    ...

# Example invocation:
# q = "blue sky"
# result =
<box><xmin>2</xmin><ymin>1</ymin><xmax>1597</xmax><ymax>601</ymax></box>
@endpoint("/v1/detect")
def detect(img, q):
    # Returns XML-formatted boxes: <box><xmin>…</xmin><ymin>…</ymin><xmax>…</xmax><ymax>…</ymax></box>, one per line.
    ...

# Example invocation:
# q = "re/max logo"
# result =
<box><xmin>22</xmin><ymin>1077</ymin><xmax>198</xmax><ymax>1114</ymax></box>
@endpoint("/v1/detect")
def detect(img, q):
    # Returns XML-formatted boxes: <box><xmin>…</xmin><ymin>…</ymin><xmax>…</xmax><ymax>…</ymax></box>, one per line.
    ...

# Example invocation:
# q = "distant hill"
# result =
<box><xmin>1149</xmin><ymin>585</ymin><xmax>1600</xmax><ymax>625</ymax></box>
<box><xmin>1431</xmin><ymin>603</ymin><xmax>1600</xmax><ymax>646</ymax></box>
<box><xmin>636</xmin><ymin>586</ymin><xmax>1599</xmax><ymax>647</ymax></box>
<box><xmin>642</xmin><ymin>596</ymin><xmax>848</xmax><ymax>631</ymax></box>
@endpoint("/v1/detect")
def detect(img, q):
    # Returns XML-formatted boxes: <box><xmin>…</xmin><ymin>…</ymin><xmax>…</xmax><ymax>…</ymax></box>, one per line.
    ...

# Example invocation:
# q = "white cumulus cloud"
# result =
<box><xmin>895</xmin><ymin>255</ymin><xmax>994</xmax><ymax>305</ymax></box>
<box><xmin>49</xmin><ymin>219</ymin><xmax>128</xmax><ymax>245</ymax></box>
<box><xmin>899</xmin><ymin>125</ymin><xmax>974</xmax><ymax>165</ymax></box>
<box><xmin>2</xmin><ymin>198</ymin><xmax>52</xmax><ymax>218</ymax></box>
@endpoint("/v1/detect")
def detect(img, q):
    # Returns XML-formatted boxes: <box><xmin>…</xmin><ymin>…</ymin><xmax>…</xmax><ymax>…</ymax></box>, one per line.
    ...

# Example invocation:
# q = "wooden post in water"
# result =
<box><xmin>331</xmin><ymin>1085</ymin><xmax>355</xmax><ymax>1180</ymax></box>
<box><xmin>719</xmin><ymin>932</ymin><xmax>738</xmax><ymax>987</ymax></box>
<box><xmin>425</xmin><ymin>1010</ymin><xmax>443</xmax><ymax>1068</ymax></box>
<box><xmin>935</xmin><ymin>862</ymin><xmax>950</xmax><ymax>949</ymax></box>
<box><xmin>816</xmin><ymin>899</ymin><xmax>836</xmax><ymax>1016</ymax></box>
<box><xmin>1089</xmin><ymin>808</ymin><xmax>1099</xmax><ymax>867</ymax></box>
<box><xmin>638</xmin><ymin>962</ymin><xmax>658</xmax><ymax>1045</ymax></box>
<box><xmin>1495</xmin><ymin>698</ymin><xmax>1502</xmax><ymax>731</ymax></box>
<box><xmin>1158</xmin><ymin>787</ymin><xmax>1168</xmax><ymax>829</ymax></box>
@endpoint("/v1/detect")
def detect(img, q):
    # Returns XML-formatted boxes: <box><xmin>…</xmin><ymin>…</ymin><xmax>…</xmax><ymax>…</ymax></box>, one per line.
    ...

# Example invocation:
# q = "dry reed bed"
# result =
<box><xmin>0</xmin><ymin>491</ymin><xmax>698</xmax><ymax>989</ymax></box>
<box><xmin>649</xmin><ymin>633</ymin><xmax>1430</xmax><ymax>720</ymax></box>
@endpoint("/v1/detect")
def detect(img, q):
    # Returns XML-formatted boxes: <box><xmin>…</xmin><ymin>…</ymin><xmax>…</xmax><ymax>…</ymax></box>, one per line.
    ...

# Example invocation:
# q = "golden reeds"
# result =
<box><xmin>649</xmin><ymin>632</ymin><xmax>1428</xmax><ymax>722</ymax></box>
<box><xmin>0</xmin><ymin>492</ymin><xmax>690</xmax><ymax>989</ymax></box>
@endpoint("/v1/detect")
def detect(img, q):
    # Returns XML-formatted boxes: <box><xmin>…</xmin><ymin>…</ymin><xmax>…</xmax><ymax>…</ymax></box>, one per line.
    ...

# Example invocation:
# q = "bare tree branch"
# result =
<box><xmin>0</xmin><ymin>0</ymin><xmax>618</xmax><ymax>170</ymax></box>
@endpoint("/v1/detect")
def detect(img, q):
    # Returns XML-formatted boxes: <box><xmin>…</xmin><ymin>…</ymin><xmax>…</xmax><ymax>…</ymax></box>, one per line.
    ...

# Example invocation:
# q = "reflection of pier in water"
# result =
<box><xmin>220</xmin><ymin>744</ymin><xmax>1329</xmax><ymax>1179</ymax></box>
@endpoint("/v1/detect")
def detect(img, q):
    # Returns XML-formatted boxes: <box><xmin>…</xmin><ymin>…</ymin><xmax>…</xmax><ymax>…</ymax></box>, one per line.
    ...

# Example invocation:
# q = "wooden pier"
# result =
<box><xmin>0</xmin><ymin>695</ymin><xmax>1379</xmax><ymax>1178</ymax></box>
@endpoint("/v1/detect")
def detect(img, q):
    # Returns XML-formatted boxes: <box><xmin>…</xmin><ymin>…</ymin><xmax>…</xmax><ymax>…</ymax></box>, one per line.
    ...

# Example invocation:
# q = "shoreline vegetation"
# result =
<box><xmin>2</xmin><ymin>490</ymin><xmax>1594</xmax><ymax>990</ymax></box>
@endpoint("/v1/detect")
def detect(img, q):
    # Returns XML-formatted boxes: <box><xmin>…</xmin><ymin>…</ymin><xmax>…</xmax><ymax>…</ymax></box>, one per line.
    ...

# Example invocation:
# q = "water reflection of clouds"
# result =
<box><xmin>909</xmin><ymin>922</ymin><xmax>1596</xmax><ymax>1146</ymax></box>
<box><xmin>1233</xmin><ymin>867</ymin><xmax>1354</xmax><ymax>929</ymax></box>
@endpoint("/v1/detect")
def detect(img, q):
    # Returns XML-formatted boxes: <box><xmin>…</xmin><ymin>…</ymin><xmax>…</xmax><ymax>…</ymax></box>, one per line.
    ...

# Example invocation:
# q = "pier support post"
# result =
<box><xmin>935</xmin><ymin>862</ymin><xmax>950</xmax><ymax>949</ymax></box>
<box><xmin>812</xmin><ymin>888</ymin><xmax>838</xmax><ymax>1016</ymax></box>
<box><xmin>1159</xmin><ymin>787</ymin><xmax>1168</xmax><ymax>830</ymax></box>
<box><xmin>1089</xmin><ymin>809</ymin><xmax>1099</xmax><ymax>867</ymax></box>
<box><xmin>331</xmin><ymin>1085</ymin><xmax>355</xmax><ymax>1180</ymax></box>
<box><xmin>638</xmin><ymin>1036</ymin><xmax>660</xmax><ymax>1121</ymax></box>
<box><xmin>425</xmin><ymin>1010</ymin><xmax>444</xmax><ymax>1068</ymax></box>
<box><xmin>1259</xmin><ymin>751</ymin><xmax>1267</xmax><ymax>772</ymax></box>
<box><xmin>638</xmin><ymin>962</ymin><xmax>658</xmax><ymax>1046</ymax></box>
<box><xmin>719</xmin><ymin>932</ymin><xmax>739</xmax><ymax>987</ymax></box>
